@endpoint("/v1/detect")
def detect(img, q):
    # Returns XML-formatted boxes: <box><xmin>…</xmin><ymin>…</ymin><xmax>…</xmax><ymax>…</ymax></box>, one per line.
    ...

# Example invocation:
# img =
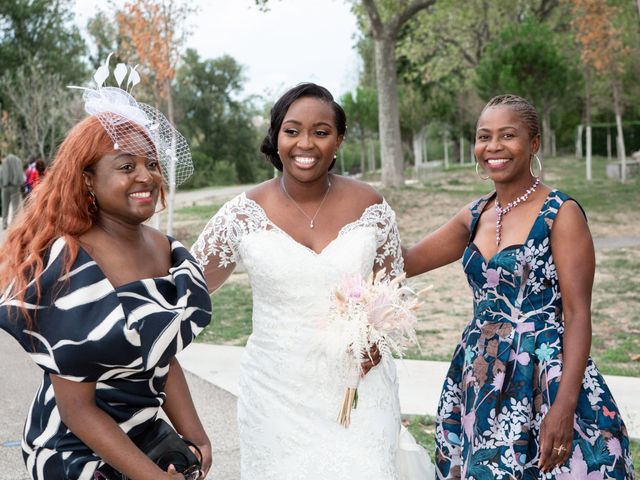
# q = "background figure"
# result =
<box><xmin>23</xmin><ymin>154</ymin><xmax>38</xmax><ymax>196</ymax></box>
<box><xmin>404</xmin><ymin>95</ymin><xmax>633</xmax><ymax>479</ymax></box>
<box><xmin>26</xmin><ymin>159</ymin><xmax>47</xmax><ymax>192</ymax></box>
<box><xmin>1</xmin><ymin>153</ymin><xmax>23</xmax><ymax>229</ymax></box>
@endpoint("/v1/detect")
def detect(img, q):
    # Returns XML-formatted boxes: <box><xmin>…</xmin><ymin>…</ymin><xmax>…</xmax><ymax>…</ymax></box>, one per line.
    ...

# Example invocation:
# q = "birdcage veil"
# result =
<box><xmin>69</xmin><ymin>53</ymin><xmax>193</xmax><ymax>186</ymax></box>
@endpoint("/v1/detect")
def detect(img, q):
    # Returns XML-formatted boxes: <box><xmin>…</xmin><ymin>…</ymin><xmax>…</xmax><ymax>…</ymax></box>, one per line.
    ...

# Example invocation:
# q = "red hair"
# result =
<box><xmin>0</xmin><ymin>116</ymin><xmax>165</xmax><ymax>329</ymax></box>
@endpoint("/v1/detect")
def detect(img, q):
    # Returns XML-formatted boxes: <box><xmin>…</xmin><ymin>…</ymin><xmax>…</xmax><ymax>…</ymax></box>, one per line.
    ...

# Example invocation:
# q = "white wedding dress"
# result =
<box><xmin>192</xmin><ymin>193</ymin><xmax>434</xmax><ymax>480</ymax></box>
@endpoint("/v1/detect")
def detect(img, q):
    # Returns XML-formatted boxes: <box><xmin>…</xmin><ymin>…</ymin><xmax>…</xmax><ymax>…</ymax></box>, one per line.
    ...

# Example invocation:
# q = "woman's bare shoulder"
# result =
<box><xmin>245</xmin><ymin>178</ymin><xmax>276</xmax><ymax>203</ymax></box>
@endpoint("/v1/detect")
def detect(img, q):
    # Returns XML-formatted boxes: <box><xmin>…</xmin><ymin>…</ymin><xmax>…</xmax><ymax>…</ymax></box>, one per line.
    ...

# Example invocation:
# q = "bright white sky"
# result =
<box><xmin>72</xmin><ymin>0</ymin><xmax>362</xmax><ymax>101</ymax></box>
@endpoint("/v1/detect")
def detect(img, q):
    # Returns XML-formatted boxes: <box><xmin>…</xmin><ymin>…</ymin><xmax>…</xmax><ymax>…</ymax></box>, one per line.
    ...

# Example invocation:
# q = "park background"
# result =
<box><xmin>1</xmin><ymin>0</ymin><xmax>639</xmax><ymax>472</ymax></box>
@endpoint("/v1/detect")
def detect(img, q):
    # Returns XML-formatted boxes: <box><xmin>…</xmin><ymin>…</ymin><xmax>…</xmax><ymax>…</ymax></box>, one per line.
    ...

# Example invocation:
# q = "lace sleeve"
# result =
<box><xmin>347</xmin><ymin>200</ymin><xmax>404</xmax><ymax>281</ymax></box>
<box><xmin>190</xmin><ymin>194</ymin><xmax>258</xmax><ymax>292</ymax></box>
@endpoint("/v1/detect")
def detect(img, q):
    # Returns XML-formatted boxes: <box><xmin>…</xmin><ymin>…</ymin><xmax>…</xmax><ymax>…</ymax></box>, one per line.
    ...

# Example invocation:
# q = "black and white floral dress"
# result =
<box><xmin>0</xmin><ymin>237</ymin><xmax>212</xmax><ymax>479</ymax></box>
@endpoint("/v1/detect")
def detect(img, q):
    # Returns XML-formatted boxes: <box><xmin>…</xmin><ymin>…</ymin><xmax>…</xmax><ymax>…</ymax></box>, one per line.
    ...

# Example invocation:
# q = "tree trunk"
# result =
<box><xmin>586</xmin><ymin>126</ymin><xmax>592</xmax><ymax>181</ymax></box>
<box><xmin>551</xmin><ymin>130</ymin><xmax>556</xmax><ymax>158</ymax></box>
<box><xmin>576</xmin><ymin>124</ymin><xmax>583</xmax><ymax>159</ymax></box>
<box><xmin>612</xmin><ymin>82</ymin><xmax>626</xmax><ymax>182</ymax></box>
<box><xmin>606</xmin><ymin>129</ymin><xmax>612</xmax><ymax>162</ymax></box>
<box><xmin>542</xmin><ymin>108</ymin><xmax>552</xmax><ymax>158</ymax></box>
<box><xmin>459</xmin><ymin>135</ymin><xmax>465</xmax><ymax>164</ymax></box>
<box><xmin>412</xmin><ymin>126</ymin><xmax>426</xmax><ymax>167</ymax></box>
<box><xmin>422</xmin><ymin>128</ymin><xmax>428</xmax><ymax>163</ymax></box>
<box><xmin>374</xmin><ymin>36</ymin><xmax>404</xmax><ymax>187</ymax></box>
<box><xmin>368</xmin><ymin>138</ymin><xmax>376</xmax><ymax>172</ymax></box>
<box><xmin>443</xmin><ymin>130</ymin><xmax>449</xmax><ymax>169</ymax></box>
<box><xmin>165</xmin><ymin>78</ymin><xmax>177</xmax><ymax>235</ymax></box>
<box><xmin>584</xmin><ymin>67</ymin><xmax>592</xmax><ymax>182</ymax></box>
<box><xmin>359</xmin><ymin>131</ymin><xmax>366</xmax><ymax>175</ymax></box>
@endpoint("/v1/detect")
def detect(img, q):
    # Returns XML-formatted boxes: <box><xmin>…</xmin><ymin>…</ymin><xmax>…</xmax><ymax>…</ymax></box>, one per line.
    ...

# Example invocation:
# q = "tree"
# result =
<box><xmin>341</xmin><ymin>86</ymin><xmax>378</xmax><ymax>174</ymax></box>
<box><xmin>86</xmin><ymin>11</ymin><xmax>119</xmax><ymax>69</ymax></box>
<box><xmin>0</xmin><ymin>0</ymin><xmax>86</xmax><ymax>158</ymax></box>
<box><xmin>116</xmin><ymin>0</ymin><xmax>195</xmax><ymax>233</ymax></box>
<box><xmin>0</xmin><ymin>65</ymin><xmax>79</xmax><ymax>160</ymax></box>
<box><xmin>358</xmin><ymin>0</ymin><xmax>437</xmax><ymax>187</ymax></box>
<box><xmin>572</xmin><ymin>0</ymin><xmax>630</xmax><ymax>181</ymax></box>
<box><xmin>395</xmin><ymin>0</ymin><xmax>566</xmax><ymax>163</ymax></box>
<box><xmin>174</xmin><ymin>49</ymin><xmax>264</xmax><ymax>186</ymax></box>
<box><xmin>475</xmin><ymin>17</ymin><xmax>574</xmax><ymax>158</ymax></box>
<box><xmin>0</xmin><ymin>0</ymin><xmax>86</xmax><ymax>86</ymax></box>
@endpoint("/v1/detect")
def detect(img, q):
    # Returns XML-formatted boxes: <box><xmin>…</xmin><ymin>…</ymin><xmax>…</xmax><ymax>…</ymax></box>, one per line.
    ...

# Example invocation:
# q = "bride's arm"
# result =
<box><xmin>357</xmin><ymin>201</ymin><xmax>404</xmax><ymax>376</ymax></box>
<box><xmin>372</xmin><ymin>201</ymin><xmax>404</xmax><ymax>282</ymax></box>
<box><xmin>190</xmin><ymin>201</ymin><xmax>244</xmax><ymax>293</ymax></box>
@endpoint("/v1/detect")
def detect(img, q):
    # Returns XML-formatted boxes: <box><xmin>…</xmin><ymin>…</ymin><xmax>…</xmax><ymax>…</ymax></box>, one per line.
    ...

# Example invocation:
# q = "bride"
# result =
<box><xmin>191</xmin><ymin>83</ymin><xmax>434</xmax><ymax>479</ymax></box>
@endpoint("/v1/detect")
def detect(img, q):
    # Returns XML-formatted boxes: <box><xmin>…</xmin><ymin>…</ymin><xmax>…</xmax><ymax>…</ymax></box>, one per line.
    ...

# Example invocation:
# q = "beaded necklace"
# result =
<box><xmin>494</xmin><ymin>178</ymin><xmax>540</xmax><ymax>246</ymax></box>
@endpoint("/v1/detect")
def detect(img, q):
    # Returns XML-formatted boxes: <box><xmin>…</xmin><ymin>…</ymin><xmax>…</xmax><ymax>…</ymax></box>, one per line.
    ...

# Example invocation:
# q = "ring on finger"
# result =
<box><xmin>553</xmin><ymin>445</ymin><xmax>568</xmax><ymax>455</ymax></box>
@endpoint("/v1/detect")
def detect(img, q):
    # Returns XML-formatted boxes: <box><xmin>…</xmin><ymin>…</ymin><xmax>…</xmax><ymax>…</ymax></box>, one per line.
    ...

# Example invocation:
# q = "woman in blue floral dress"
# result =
<box><xmin>404</xmin><ymin>95</ymin><xmax>633</xmax><ymax>479</ymax></box>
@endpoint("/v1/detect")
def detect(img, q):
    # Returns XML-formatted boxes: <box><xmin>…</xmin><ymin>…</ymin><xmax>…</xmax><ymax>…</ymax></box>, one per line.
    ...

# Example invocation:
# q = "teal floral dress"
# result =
<box><xmin>435</xmin><ymin>190</ymin><xmax>634</xmax><ymax>479</ymax></box>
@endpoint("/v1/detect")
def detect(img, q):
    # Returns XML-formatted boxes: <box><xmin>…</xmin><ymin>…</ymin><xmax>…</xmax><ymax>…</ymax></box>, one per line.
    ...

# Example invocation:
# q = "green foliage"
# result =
<box><xmin>474</xmin><ymin>17</ymin><xmax>572</xmax><ymax>109</ymax></box>
<box><xmin>406</xmin><ymin>416</ymin><xmax>436</xmax><ymax>462</ymax></box>
<box><xmin>86</xmin><ymin>11</ymin><xmax>118</xmax><ymax>69</ymax></box>
<box><xmin>181</xmin><ymin>153</ymin><xmax>236</xmax><ymax>188</ymax></box>
<box><xmin>196</xmin><ymin>283</ymin><xmax>253</xmax><ymax>346</ymax></box>
<box><xmin>341</xmin><ymin>86</ymin><xmax>378</xmax><ymax>136</ymax></box>
<box><xmin>0</xmin><ymin>0</ymin><xmax>86</xmax><ymax>85</ymax></box>
<box><xmin>174</xmin><ymin>49</ymin><xmax>269</xmax><ymax>185</ymax></box>
<box><xmin>0</xmin><ymin>0</ymin><xmax>86</xmax><ymax>156</ymax></box>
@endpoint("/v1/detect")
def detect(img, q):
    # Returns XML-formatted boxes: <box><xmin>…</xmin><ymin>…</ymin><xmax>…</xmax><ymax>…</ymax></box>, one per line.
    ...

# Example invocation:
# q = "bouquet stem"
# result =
<box><xmin>337</xmin><ymin>387</ymin><xmax>358</xmax><ymax>428</ymax></box>
<box><xmin>337</xmin><ymin>365</ymin><xmax>360</xmax><ymax>428</ymax></box>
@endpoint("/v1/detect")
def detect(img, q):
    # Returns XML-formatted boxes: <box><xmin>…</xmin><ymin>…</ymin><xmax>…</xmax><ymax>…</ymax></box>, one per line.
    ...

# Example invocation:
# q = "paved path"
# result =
<box><xmin>0</xmin><ymin>332</ymin><xmax>240</xmax><ymax>480</ymax></box>
<box><xmin>177</xmin><ymin>344</ymin><xmax>640</xmax><ymax>440</ymax></box>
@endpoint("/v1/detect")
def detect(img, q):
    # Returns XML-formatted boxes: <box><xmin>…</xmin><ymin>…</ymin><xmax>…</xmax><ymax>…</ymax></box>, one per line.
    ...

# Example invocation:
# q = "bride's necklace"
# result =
<box><xmin>280</xmin><ymin>177</ymin><xmax>332</xmax><ymax>229</ymax></box>
<box><xmin>494</xmin><ymin>178</ymin><xmax>540</xmax><ymax>246</ymax></box>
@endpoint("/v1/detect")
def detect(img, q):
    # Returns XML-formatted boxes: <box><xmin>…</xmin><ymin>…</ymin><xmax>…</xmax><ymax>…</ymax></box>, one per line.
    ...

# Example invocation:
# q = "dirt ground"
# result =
<box><xmin>383</xmin><ymin>186</ymin><xmax>640</xmax><ymax>366</ymax></box>
<box><xmin>174</xmin><ymin>170</ymin><xmax>640</xmax><ymax>373</ymax></box>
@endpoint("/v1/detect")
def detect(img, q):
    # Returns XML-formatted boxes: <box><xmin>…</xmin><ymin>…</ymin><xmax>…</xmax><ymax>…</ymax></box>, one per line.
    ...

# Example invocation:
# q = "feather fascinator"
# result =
<box><xmin>69</xmin><ymin>53</ymin><xmax>193</xmax><ymax>186</ymax></box>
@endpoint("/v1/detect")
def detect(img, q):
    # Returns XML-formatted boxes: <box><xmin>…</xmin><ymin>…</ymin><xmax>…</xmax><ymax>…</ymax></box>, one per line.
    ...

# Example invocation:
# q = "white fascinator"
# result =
<box><xmin>69</xmin><ymin>53</ymin><xmax>193</xmax><ymax>186</ymax></box>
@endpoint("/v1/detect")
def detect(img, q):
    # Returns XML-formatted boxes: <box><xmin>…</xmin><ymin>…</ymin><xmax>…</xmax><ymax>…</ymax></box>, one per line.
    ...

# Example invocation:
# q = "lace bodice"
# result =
<box><xmin>191</xmin><ymin>192</ymin><xmax>403</xmax><ymax>281</ymax></box>
<box><xmin>191</xmin><ymin>193</ymin><xmax>419</xmax><ymax>479</ymax></box>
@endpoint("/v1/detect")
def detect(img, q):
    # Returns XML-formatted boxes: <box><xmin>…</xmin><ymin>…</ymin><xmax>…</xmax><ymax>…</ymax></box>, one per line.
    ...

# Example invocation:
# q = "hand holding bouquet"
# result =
<box><xmin>327</xmin><ymin>269</ymin><xmax>429</xmax><ymax>428</ymax></box>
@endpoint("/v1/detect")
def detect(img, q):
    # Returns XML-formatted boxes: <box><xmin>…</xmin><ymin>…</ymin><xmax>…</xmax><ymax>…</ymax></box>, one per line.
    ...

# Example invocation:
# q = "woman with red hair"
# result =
<box><xmin>0</xmin><ymin>65</ymin><xmax>212</xmax><ymax>479</ymax></box>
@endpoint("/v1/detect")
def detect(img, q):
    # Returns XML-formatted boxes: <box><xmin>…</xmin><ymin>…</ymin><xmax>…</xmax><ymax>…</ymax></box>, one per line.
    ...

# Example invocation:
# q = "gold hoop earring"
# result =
<box><xmin>87</xmin><ymin>191</ymin><xmax>98</xmax><ymax>214</ymax></box>
<box><xmin>475</xmin><ymin>161</ymin><xmax>489</xmax><ymax>180</ymax></box>
<box><xmin>530</xmin><ymin>154</ymin><xmax>543</xmax><ymax>178</ymax></box>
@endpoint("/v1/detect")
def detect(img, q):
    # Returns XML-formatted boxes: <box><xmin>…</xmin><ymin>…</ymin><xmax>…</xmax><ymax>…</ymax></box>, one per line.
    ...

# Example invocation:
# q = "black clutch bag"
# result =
<box><xmin>94</xmin><ymin>419</ymin><xmax>202</xmax><ymax>480</ymax></box>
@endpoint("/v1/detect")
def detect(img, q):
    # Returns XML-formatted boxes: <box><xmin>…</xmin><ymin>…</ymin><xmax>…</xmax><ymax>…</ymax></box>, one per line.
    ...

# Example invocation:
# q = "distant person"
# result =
<box><xmin>23</xmin><ymin>154</ymin><xmax>37</xmax><ymax>193</ymax></box>
<box><xmin>404</xmin><ymin>95</ymin><xmax>633</xmax><ymax>479</ymax></box>
<box><xmin>26</xmin><ymin>158</ymin><xmax>46</xmax><ymax>191</ymax></box>
<box><xmin>1</xmin><ymin>153</ymin><xmax>23</xmax><ymax>229</ymax></box>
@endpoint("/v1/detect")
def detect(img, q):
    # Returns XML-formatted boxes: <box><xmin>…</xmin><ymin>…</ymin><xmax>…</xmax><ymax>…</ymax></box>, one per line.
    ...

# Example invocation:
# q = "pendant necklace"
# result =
<box><xmin>280</xmin><ymin>177</ymin><xmax>332</xmax><ymax>229</ymax></box>
<box><xmin>494</xmin><ymin>178</ymin><xmax>540</xmax><ymax>246</ymax></box>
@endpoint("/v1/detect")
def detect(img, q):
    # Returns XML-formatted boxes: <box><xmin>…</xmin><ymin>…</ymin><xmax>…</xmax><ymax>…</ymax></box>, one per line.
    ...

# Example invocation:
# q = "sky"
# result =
<box><xmin>72</xmin><ymin>0</ymin><xmax>362</xmax><ymax>101</ymax></box>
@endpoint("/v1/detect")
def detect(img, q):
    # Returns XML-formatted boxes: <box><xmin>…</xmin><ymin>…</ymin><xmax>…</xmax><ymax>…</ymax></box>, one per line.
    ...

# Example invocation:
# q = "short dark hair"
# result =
<box><xmin>260</xmin><ymin>83</ymin><xmax>347</xmax><ymax>171</ymax></box>
<box><xmin>481</xmin><ymin>94</ymin><xmax>540</xmax><ymax>139</ymax></box>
